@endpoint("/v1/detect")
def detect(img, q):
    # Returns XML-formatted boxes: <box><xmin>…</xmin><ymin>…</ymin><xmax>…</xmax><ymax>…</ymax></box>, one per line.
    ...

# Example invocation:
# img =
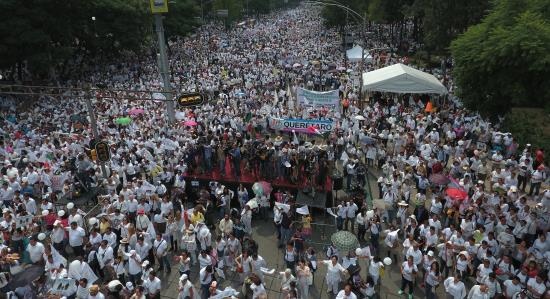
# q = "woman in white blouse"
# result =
<box><xmin>444</xmin><ymin>274</ymin><xmax>467</xmax><ymax>299</ymax></box>
<box><xmin>296</xmin><ymin>259</ymin><xmax>312</xmax><ymax>299</ymax></box>
<box><xmin>322</xmin><ymin>255</ymin><xmax>348</xmax><ymax>294</ymax></box>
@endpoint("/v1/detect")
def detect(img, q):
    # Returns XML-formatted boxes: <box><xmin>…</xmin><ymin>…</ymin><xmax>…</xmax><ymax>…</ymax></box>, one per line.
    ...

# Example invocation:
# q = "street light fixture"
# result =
<box><xmin>305</xmin><ymin>0</ymin><xmax>368</xmax><ymax>107</ymax></box>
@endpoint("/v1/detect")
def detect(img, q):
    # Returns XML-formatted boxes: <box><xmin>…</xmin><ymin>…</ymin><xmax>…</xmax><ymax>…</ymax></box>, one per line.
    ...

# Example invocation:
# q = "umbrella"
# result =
<box><xmin>175</xmin><ymin>112</ymin><xmax>186</xmax><ymax>120</ymax></box>
<box><xmin>354</xmin><ymin>115</ymin><xmax>366</xmax><ymax>121</ymax></box>
<box><xmin>446</xmin><ymin>188</ymin><xmax>468</xmax><ymax>201</ymax></box>
<box><xmin>292</xmin><ymin>63</ymin><xmax>302</xmax><ymax>68</ymax></box>
<box><xmin>429</xmin><ymin>173</ymin><xmax>450</xmax><ymax>186</ymax></box>
<box><xmin>235</xmin><ymin>91</ymin><xmax>246</xmax><ymax>97</ymax></box>
<box><xmin>183</xmin><ymin>120</ymin><xmax>198</xmax><ymax>126</ymax></box>
<box><xmin>115</xmin><ymin>117</ymin><xmax>132</xmax><ymax>125</ymax></box>
<box><xmin>337</xmin><ymin>66</ymin><xmax>346</xmax><ymax>71</ymax></box>
<box><xmin>152</xmin><ymin>92</ymin><xmax>166</xmax><ymax>101</ymax></box>
<box><xmin>311</xmin><ymin>60</ymin><xmax>320</xmax><ymax>65</ymax></box>
<box><xmin>359</xmin><ymin>136</ymin><xmax>376</xmax><ymax>145</ymax></box>
<box><xmin>128</xmin><ymin>108</ymin><xmax>145</xmax><ymax>116</ymax></box>
<box><xmin>5</xmin><ymin>265</ymin><xmax>44</xmax><ymax>290</ymax></box>
<box><xmin>330</xmin><ymin>231</ymin><xmax>359</xmax><ymax>253</ymax></box>
<box><xmin>258</xmin><ymin>181</ymin><xmax>272</xmax><ymax>195</ymax></box>
<box><xmin>252</xmin><ymin>182</ymin><xmax>263</xmax><ymax>196</ymax></box>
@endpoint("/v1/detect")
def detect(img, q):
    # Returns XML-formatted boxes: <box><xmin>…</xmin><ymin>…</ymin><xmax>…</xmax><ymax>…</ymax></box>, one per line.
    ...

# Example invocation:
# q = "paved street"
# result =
<box><xmin>158</xmin><ymin>173</ymin><xmax>442</xmax><ymax>299</ymax></box>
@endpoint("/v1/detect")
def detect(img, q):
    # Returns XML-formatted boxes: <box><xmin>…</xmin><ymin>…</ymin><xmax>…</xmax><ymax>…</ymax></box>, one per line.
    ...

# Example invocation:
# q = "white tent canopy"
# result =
<box><xmin>362</xmin><ymin>63</ymin><xmax>448</xmax><ymax>94</ymax></box>
<box><xmin>346</xmin><ymin>45</ymin><xmax>373</xmax><ymax>63</ymax></box>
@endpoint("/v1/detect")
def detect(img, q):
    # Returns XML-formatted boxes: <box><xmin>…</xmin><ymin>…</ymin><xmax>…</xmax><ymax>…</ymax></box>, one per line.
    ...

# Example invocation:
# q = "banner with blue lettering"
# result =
<box><xmin>297</xmin><ymin>88</ymin><xmax>340</xmax><ymax>110</ymax></box>
<box><xmin>268</xmin><ymin>117</ymin><xmax>336</xmax><ymax>134</ymax></box>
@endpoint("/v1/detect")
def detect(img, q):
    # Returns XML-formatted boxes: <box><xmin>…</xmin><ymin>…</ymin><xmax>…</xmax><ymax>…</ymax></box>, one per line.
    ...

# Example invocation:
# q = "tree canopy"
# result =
<box><xmin>0</xmin><ymin>0</ymin><xmax>199</xmax><ymax>80</ymax></box>
<box><xmin>450</xmin><ymin>0</ymin><xmax>550</xmax><ymax>117</ymax></box>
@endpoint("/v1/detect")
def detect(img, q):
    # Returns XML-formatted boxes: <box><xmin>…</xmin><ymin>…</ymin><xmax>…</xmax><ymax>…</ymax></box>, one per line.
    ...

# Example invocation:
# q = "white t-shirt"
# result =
<box><xmin>527</xmin><ymin>278</ymin><xmax>546</xmax><ymax>297</ymax></box>
<box><xmin>401</xmin><ymin>262</ymin><xmax>417</xmax><ymax>281</ymax></box>
<box><xmin>503</xmin><ymin>279</ymin><xmax>522</xmax><ymax>298</ymax></box>
<box><xmin>68</xmin><ymin>227</ymin><xmax>86</xmax><ymax>247</ymax></box>
<box><xmin>144</xmin><ymin>277</ymin><xmax>162</xmax><ymax>295</ymax></box>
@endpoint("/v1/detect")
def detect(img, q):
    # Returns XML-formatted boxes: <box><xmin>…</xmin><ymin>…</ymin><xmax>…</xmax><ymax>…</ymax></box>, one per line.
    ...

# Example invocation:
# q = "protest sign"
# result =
<box><xmin>297</xmin><ymin>88</ymin><xmax>340</xmax><ymax>110</ymax></box>
<box><xmin>268</xmin><ymin>117</ymin><xmax>335</xmax><ymax>134</ymax></box>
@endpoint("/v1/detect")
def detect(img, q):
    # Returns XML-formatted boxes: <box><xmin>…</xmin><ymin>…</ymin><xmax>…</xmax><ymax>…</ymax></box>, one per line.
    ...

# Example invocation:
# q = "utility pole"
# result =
<box><xmin>151</xmin><ymin>0</ymin><xmax>176</xmax><ymax>123</ymax></box>
<box><xmin>359</xmin><ymin>12</ymin><xmax>366</xmax><ymax>110</ymax></box>
<box><xmin>84</xmin><ymin>91</ymin><xmax>109</xmax><ymax>179</ymax></box>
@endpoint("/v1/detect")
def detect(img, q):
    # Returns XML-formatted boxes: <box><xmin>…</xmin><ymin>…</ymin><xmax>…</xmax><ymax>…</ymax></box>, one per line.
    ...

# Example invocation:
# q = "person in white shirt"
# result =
<box><xmin>467</xmin><ymin>284</ymin><xmax>489</xmax><ymax>299</ymax></box>
<box><xmin>127</xmin><ymin>250</ymin><xmax>142</xmax><ymax>285</ymax></box>
<box><xmin>153</xmin><ymin>234</ymin><xmax>170</xmax><ymax>272</ymax></box>
<box><xmin>398</xmin><ymin>256</ymin><xmax>418</xmax><ymax>299</ymax></box>
<box><xmin>503</xmin><ymin>276</ymin><xmax>522</xmax><ymax>298</ymax></box>
<box><xmin>143</xmin><ymin>271</ymin><xmax>162</xmax><ymax>299</ymax></box>
<box><xmin>336</xmin><ymin>284</ymin><xmax>358</xmax><ymax>299</ymax></box>
<box><xmin>26</xmin><ymin>236</ymin><xmax>45</xmax><ymax>264</ymax></box>
<box><xmin>96</xmin><ymin>240</ymin><xmax>114</xmax><ymax>273</ymax></box>
<box><xmin>178</xmin><ymin>274</ymin><xmax>196</xmax><ymax>299</ymax></box>
<box><xmin>444</xmin><ymin>274</ymin><xmax>467</xmax><ymax>299</ymax></box>
<box><xmin>198</xmin><ymin>249</ymin><xmax>213</xmax><ymax>270</ymax></box>
<box><xmin>67</xmin><ymin>221</ymin><xmax>86</xmax><ymax>257</ymax></box>
<box><xmin>527</xmin><ymin>274</ymin><xmax>546</xmax><ymax>299</ymax></box>
<box><xmin>345</xmin><ymin>200</ymin><xmax>358</xmax><ymax>233</ymax></box>
<box><xmin>482</xmin><ymin>272</ymin><xmax>502</xmax><ymax>298</ymax></box>
<box><xmin>199</xmin><ymin>266</ymin><xmax>214</xmax><ymax>299</ymax></box>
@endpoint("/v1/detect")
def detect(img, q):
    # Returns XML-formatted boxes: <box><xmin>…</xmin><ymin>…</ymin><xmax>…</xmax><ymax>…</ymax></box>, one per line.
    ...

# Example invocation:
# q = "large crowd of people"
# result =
<box><xmin>0</xmin><ymin>3</ymin><xmax>548</xmax><ymax>299</ymax></box>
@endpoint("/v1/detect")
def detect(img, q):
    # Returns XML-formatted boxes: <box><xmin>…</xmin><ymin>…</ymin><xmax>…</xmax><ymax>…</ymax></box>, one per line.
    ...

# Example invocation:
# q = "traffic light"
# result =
<box><xmin>95</xmin><ymin>141</ymin><xmax>110</xmax><ymax>162</ymax></box>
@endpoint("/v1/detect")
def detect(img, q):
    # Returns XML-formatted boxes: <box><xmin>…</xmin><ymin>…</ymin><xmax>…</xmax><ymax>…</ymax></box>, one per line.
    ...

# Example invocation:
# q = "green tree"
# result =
<box><xmin>164</xmin><ymin>0</ymin><xmax>201</xmax><ymax>38</ymax></box>
<box><xmin>450</xmin><ymin>0</ymin><xmax>550</xmax><ymax>118</ymax></box>
<box><xmin>213</xmin><ymin>0</ymin><xmax>244</xmax><ymax>24</ymax></box>
<box><xmin>418</xmin><ymin>0</ymin><xmax>489</xmax><ymax>54</ymax></box>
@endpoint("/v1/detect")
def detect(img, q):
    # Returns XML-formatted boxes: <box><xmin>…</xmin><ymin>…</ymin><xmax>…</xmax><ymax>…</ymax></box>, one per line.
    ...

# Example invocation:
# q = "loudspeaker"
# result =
<box><xmin>332</xmin><ymin>176</ymin><xmax>343</xmax><ymax>191</ymax></box>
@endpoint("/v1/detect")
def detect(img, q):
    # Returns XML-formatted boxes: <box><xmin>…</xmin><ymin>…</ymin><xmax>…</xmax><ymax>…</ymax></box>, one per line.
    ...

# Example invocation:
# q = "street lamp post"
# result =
<box><xmin>150</xmin><ymin>0</ymin><xmax>176</xmax><ymax>124</ymax></box>
<box><xmin>305</xmin><ymin>0</ymin><xmax>367</xmax><ymax>107</ymax></box>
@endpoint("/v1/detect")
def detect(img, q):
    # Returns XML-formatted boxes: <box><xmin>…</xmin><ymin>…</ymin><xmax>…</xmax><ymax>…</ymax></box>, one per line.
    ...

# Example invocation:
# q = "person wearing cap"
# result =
<box><xmin>178</xmin><ymin>273</ymin><xmax>196</xmax><ymax>299</ymax></box>
<box><xmin>88</xmin><ymin>284</ymin><xmax>105</xmax><ymax>299</ymax></box>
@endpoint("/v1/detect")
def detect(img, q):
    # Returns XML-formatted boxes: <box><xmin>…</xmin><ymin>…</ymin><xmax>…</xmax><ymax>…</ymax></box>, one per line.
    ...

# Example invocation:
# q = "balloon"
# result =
<box><xmin>355</xmin><ymin>248</ymin><xmax>362</xmax><ymax>256</ymax></box>
<box><xmin>383</xmin><ymin>257</ymin><xmax>392</xmax><ymax>265</ymax></box>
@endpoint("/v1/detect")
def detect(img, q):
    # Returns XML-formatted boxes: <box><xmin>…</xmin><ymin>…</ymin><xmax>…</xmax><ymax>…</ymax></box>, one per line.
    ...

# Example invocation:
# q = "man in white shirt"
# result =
<box><xmin>127</xmin><ymin>250</ymin><xmax>142</xmax><ymax>285</ymax></box>
<box><xmin>336</xmin><ymin>284</ymin><xmax>358</xmax><ymax>299</ymax></box>
<box><xmin>199</xmin><ymin>266</ymin><xmax>214</xmax><ymax>299</ymax></box>
<box><xmin>345</xmin><ymin>200</ymin><xmax>358</xmax><ymax>233</ymax></box>
<box><xmin>527</xmin><ymin>274</ymin><xmax>547</xmax><ymax>299</ymax></box>
<box><xmin>153</xmin><ymin>234</ymin><xmax>170</xmax><ymax>273</ymax></box>
<box><xmin>22</xmin><ymin>193</ymin><xmax>37</xmax><ymax>215</ymax></box>
<box><xmin>503</xmin><ymin>276</ymin><xmax>522</xmax><ymax>298</ymax></box>
<box><xmin>0</xmin><ymin>182</ymin><xmax>14</xmax><ymax>207</ymax></box>
<box><xmin>26</xmin><ymin>236</ymin><xmax>45</xmax><ymax>264</ymax></box>
<box><xmin>67</xmin><ymin>222</ymin><xmax>86</xmax><ymax>257</ymax></box>
<box><xmin>143</xmin><ymin>271</ymin><xmax>162</xmax><ymax>299</ymax></box>
<box><xmin>96</xmin><ymin>240</ymin><xmax>114</xmax><ymax>276</ymax></box>
<box><xmin>467</xmin><ymin>284</ymin><xmax>489</xmax><ymax>299</ymax></box>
